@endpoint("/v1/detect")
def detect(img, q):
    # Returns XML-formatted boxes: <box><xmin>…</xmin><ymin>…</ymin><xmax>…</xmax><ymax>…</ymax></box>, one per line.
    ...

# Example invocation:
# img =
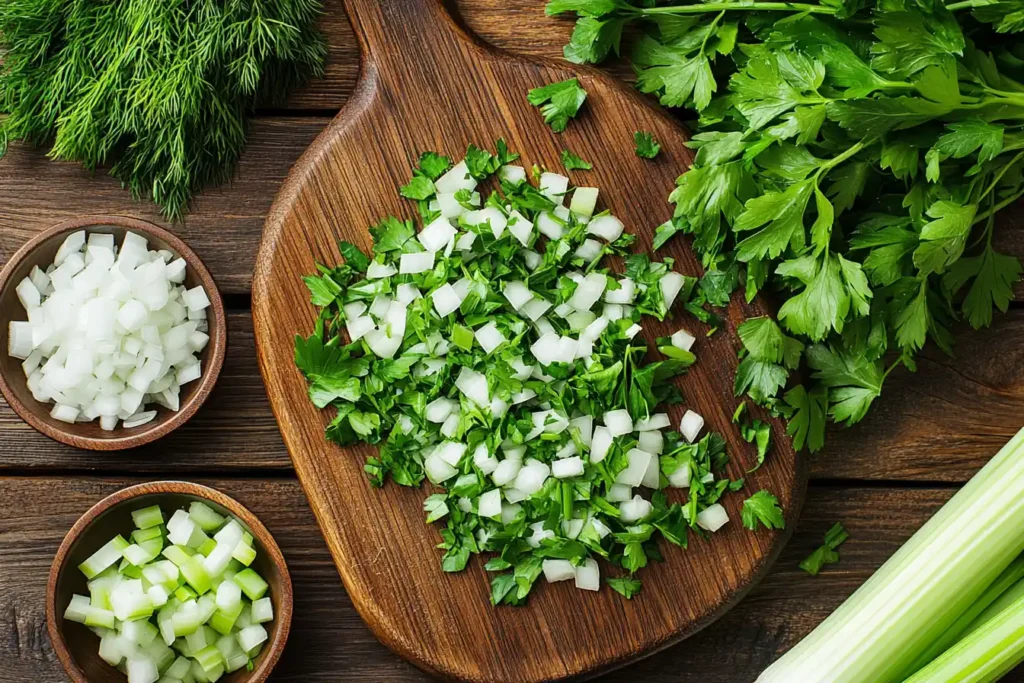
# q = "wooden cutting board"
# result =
<box><xmin>252</xmin><ymin>1</ymin><xmax>807</xmax><ymax>680</ymax></box>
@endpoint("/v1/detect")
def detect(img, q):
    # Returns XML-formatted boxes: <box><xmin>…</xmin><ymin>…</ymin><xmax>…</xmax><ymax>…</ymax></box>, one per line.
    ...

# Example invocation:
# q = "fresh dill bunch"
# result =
<box><xmin>0</xmin><ymin>0</ymin><xmax>327</xmax><ymax>220</ymax></box>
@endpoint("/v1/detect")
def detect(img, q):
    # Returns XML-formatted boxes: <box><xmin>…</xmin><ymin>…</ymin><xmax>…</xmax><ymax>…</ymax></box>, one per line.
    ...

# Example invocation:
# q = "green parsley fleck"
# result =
<box><xmin>634</xmin><ymin>131</ymin><xmax>661</xmax><ymax>159</ymax></box>
<box><xmin>528</xmin><ymin>78</ymin><xmax>588</xmax><ymax>132</ymax></box>
<box><xmin>800</xmin><ymin>523</ymin><xmax>850</xmax><ymax>576</ymax></box>
<box><xmin>741</xmin><ymin>490</ymin><xmax>785</xmax><ymax>531</ymax></box>
<box><xmin>561</xmin><ymin>149</ymin><xmax>593</xmax><ymax>171</ymax></box>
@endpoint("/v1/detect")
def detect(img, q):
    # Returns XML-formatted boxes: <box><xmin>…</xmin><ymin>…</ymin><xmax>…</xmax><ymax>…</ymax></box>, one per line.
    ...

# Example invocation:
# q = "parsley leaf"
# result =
<box><xmin>607</xmin><ymin>576</ymin><xmax>643</xmax><ymax>599</ymax></box>
<box><xmin>741</xmin><ymin>490</ymin><xmax>785</xmax><ymax>531</ymax></box>
<box><xmin>528</xmin><ymin>78</ymin><xmax>588</xmax><ymax>132</ymax></box>
<box><xmin>800</xmin><ymin>523</ymin><xmax>850</xmax><ymax>575</ymax></box>
<box><xmin>561</xmin><ymin>149</ymin><xmax>593</xmax><ymax>170</ymax></box>
<box><xmin>634</xmin><ymin>131</ymin><xmax>661</xmax><ymax>159</ymax></box>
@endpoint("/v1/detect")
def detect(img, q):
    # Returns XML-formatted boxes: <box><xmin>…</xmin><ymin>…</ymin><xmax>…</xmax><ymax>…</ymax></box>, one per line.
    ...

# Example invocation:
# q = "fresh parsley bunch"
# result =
<box><xmin>548</xmin><ymin>0</ymin><xmax>1024</xmax><ymax>450</ymax></box>
<box><xmin>295</xmin><ymin>141</ymin><xmax>771</xmax><ymax>603</ymax></box>
<box><xmin>0</xmin><ymin>0</ymin><xmax>326</xmax><ymax>220</ymax></box>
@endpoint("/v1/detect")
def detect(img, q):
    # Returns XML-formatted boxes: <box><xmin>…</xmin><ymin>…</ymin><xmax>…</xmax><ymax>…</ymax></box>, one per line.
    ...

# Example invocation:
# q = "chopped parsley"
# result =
<box><xmin>634</xmin><ymin>132</ymin><xmax>661</xmax><ymax>159</ymax></box>
<box><xmin>561</xmin><ymin>149</ymin><xmax>593</xmax><ymax>171</ymax></box>
<box><xmin>800</xmin><ymin>522</ymin><xmax>850</xmax><ymax>576</ymax></box>
<box><xmin>294</xmin><ymin>139</ymin><xmax>755</xmax><ymax>604</ymax></box>
<box><xmin>528</xmin><ymin>78</ymin><xmax>588</xmax><ymax>132</ymax></box>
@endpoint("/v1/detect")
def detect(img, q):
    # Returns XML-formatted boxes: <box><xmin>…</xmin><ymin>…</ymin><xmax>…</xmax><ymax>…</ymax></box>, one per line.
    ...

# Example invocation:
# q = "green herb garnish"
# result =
<box><xmin>634</xmin><ymin>132</ymin><xmax>661</xmax><ymax>159</ymax></box>
<box><xmin>800</xmin><ymin>522</ymin><xmax>850</xmax><ymax>575</ymax></box>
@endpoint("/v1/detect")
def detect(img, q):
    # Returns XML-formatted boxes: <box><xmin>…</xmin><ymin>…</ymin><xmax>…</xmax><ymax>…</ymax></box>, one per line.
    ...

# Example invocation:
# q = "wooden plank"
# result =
<box><xmin>0</xmin><ymin>119</ymin><xmax>328</xmax><ymax>296</ymax></box>
<box><xmin>0</xmin><ymin>308</ymin><xmax>1021</xmax><ymax>480</ymax></box>
<box><xmin>2</xmin><ymin>476</ymin><xmax>1017</xmax><ymax>682</ymax></box>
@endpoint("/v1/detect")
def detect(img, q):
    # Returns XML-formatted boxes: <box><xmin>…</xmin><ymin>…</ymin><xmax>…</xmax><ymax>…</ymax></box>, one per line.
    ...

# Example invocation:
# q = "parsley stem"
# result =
<box><xmin>640</xmin><ymin>2</ymin><xmax>838</xmax><ymax>15</ymax></box>
<box><xmin>944</xmin><ymin>0</ymin><xmax>987</xmax><ymax>9</ymax></box>
<box><xmin>974</xmin><ymin>186</ymin><xmax>1024</xmax><ymax>225</ymax></box>
<box><xmin>976</xmin><ymin>150</ymin><xmax>1024</xmax><ymax>207</ymax></box>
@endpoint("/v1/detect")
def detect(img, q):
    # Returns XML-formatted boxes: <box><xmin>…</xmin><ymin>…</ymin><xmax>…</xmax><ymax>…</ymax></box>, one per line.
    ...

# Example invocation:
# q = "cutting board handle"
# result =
<box><xmin>342</xmin><ymin>0</ymin><xmax>473</xmax><ymax>65</ymax></box>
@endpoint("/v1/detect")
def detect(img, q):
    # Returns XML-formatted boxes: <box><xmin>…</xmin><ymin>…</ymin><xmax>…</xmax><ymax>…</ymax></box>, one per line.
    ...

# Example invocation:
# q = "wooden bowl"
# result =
<box><xmin>47</xmin><ymin>481</ymin><xmax>293</xmax><ymax>683</ymax></box>
<box><xmin>0</xmin><ymin>215</ymin><xmax>226</xmax><ymax>450</ymax></box>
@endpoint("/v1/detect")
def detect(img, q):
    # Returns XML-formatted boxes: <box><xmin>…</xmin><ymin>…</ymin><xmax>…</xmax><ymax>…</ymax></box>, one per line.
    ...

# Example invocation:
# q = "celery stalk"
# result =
<box><xmin>909</xmin><ymin>556</ymin><xmax>1024</xmax><ymax>672</ymax></box>
<box><xmin>758</xmin><ymin>427</ymin><xmax>1024</xmax><ymax>683</ymax></box>
<box><xmin>962</xmin><ymin>576</ymin><xmax>1024</xmax><ymax>640</ymax></box>
<box><xmin>904</xmin><ymin>591</ymin><xmax>1024</xmax><ymax>683</ymax></box>
<box><xmin>189</xmin><ymin>502</ymin><xmax>226</xmax><ymax>532</ymax></box>
<box><xmin>232</xmin><ymin>569</ymin><xmax>268</xmax><ymax>601</ymax></box>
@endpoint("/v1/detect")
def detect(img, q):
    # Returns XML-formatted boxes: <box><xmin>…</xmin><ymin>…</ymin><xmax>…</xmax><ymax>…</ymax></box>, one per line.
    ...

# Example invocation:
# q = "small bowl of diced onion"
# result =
<box><xmin>47</xmin><ymin>481</ymin><xmax>293</xmax><ymax>683</ymax></box>
<box><xmin>0</xmin><ymin>215</ymin><xmax>226</xmax><ymax>450</ymax></box>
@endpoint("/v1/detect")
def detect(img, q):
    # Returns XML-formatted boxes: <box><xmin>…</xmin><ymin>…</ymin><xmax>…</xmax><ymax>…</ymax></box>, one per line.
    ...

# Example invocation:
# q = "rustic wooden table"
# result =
<box><xmin>3</xmin><ymin>2</ymin><xmax>1024</xmax><ymax>681</ymax></box>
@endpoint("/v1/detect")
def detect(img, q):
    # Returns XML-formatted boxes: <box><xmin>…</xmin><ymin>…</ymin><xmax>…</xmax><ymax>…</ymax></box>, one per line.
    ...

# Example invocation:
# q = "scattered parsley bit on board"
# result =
<box><xmin>800</xmin><ymin>523</ymin><xmax>850</xmax><ymax>575</ymax></box>
<box><xmin>634</xmin><ymin>132</ymin><xmax>661</xmax><ymax>159</ymax></box>
<box><xmin>527</xmin><ymin>78</ymin><xmax>588</xmax><ymax>132</ymax></box>
<box><xmin>741</xmin><ymin>490</ymin><xmax>785</xmax><ymax>531</ymax></box>
<box><xmin>561</xmin><ymin>149</ymin><xmax>593</xmax><ymax>170</ymax></box>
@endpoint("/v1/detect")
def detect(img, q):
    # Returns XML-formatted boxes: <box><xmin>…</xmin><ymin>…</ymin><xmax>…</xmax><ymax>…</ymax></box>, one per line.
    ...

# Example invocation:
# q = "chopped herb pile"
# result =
<box><xmin>0</xmin><ymin>0</ymin><xmax>326</xmax><ymax>220</ymax></box>
<box><xmin>528</xmin><ymin>78</ymin><xmax>589</xmax><ymax>132</ymax></box>
<box><xmin>800</xmin><ymin>522</ymin><xmax>850</xmax><ymax>575</ymax></box>
<box><xmin>547</xmin><ymin>0</ymin><xmax>1024</xmax><ymax>450</ymax></box>
<box><xmin>295</xmin><ymin>140</ymin><xmax>773</xmax><ymax>603</ymax></box>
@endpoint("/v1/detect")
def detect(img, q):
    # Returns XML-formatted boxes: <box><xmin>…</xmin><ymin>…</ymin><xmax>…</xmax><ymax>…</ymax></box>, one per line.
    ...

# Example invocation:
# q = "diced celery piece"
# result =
<box><xmin>232</xmin><ymin>569</ymin><xmax>268</xmax><ymax>601</ymax></box>
<box><xmin>126</xmin><ymin>655</ymin><xmax>159</xmax><ymax>683</ymax></box>
<box><xmin>123</xmin><ymin>538</ymin><xmax>163</xmax><ymax>566</ymax></box>
<box><xmin>121</xmin><ymin>618</ymin><xmax>159</xmax><ymax>646</ymax></box>
<box><xmin>160</xmin><ymin>619</ymin><xmax>177</xmax><ymax>648</ymax></box>
<box><xmin>214</xmin><ymin>580</ymin><xmax>241</xmax><ymax>613</ymax></box>
<box><xmin>89</xmin><ymin>576</ymin><xmax>116</xmax><ymax>610</ymax></box>
<box><xmin>171</xmin><ymin>600</ymin><xmax>204</xmax><ymax>637</ymax></box>
<box><xmin>234</xmin><ymin>604</ymin><xmax>252</xmax><ymax>631</ymax></box>
<box><xmin>190</xmin><ymin>659</ymin><xmax>211</xmax><ymax>683</ymax></box>
<box><xmin>79</xmin><ymin>535</ymin><xmax>130</xmax><ymax>579</ymax></box>
<box><xmin>143</xmin><ymin>560</ymin><xmax>180</xmax><ymax>590</ymax></box>
<box><xmin>236</xmin><ymin>624</ymin><xmax>268</xmax><ymax>654</ymax></box>
<box><xmin>141</xmin><ymin>639</ymin><xmax>176</xmax><ymax>672</ymax></box>
<box><xmin>98</xmin><ymin>630</ymin><xmax>124</xmax><ymax>666</ymax></box>
<box><xmin>224</xmin><ymin>651</ymin><xmax>249</xmax><ymax>673</ymax></box>
<box><xmin>197</xmin><ymin>538</ymin><xmax>217</xmax><ymax>557</ymax></box>
<box><xmin>240</xmin><ymin>532</ymin><xmax>253</xmax><ymax>547</ymax></box>
<box><xmin>185</xmin><ymin>626</ymin><xmax>207</xmax><ymax>653</ymax></box>
<box><xmin>119</xmin><ymin>558</ymin><xmax>144</xmax><ymax>579</ymax></box>
<box><xmin>148</xmin><ymin>584</ymin><xmax>170</xmax><ymax>608</ymax></box>
<box><xmin>132</xmin><ymin>505</ymin><xmax>165</xmax><ymax>530</ymax></box>
<box><xmin>193</xmin><ymin>645</ymin><xmax>224</xmax><ymax>673</ymax></box>
<box><xmin>188</xmin><ymin>502</ymin><xmax>226</xmax><ymax>532</ymax></box>
<box><xmin>85</xmin><ymin>606</ymin><xmax>116</xmax><ymax>629</ymax></box>
<box><xmin>162</xmin><ymin>544</ymin><xmax>193</xmax><ymax>568</ymax></box>
<box><xmin>64</xmin><ymin>594</ymin><xmax>91</xmax><ymax>623</ymax></box>
<box><xmin>196</xmin><ymin>594</ymin><xmax>218</xmax><ymax>623</ymax></box>
<box><xmin>230</xmin><ymin>542</ymin><xmax>256</xmax><ymax>567</ymax></box>
<box><xmin>207</xmin><ymin>610</ymin><xmax>237</xmax><ymax>636</ymax></box>
<box><xmin>174</xmin><ymin>585</ymin><xmax>197</xmax><ymax>603</ymax></box>
<box><xmin>215</xmin><ymin>632</ymin><xmax>241</xmax><ymax>661</ymax></box>
<box><xmin>250</xmin><ymin>598</ymin><xmax>273</xmax><ymax>624</ymax></box>
<box><xmin>181</xmin><ymin>556</ymin><xmax>212</xmax><ymax>595</ymax></box>
<box><xmin>186</xmin><ymin>526</ymin><xmax>211</xmax><ymax>551</ymax></box>
<box><xmin>133</xmin><ymin>526</ymin><xmax>164</xmax><ymax>543</ymax></box>
<box><xmin>166</xmin><ymin>656</ymin><xmax>191</xmax><ymax>679</ymax></box>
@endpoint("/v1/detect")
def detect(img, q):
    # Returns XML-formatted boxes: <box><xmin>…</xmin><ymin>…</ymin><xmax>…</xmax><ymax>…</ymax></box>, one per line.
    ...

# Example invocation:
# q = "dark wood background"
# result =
<box><xmin>2</xmin><ymin>2</ymin><xmax>1023</xmax><ymax>681</ymax></box>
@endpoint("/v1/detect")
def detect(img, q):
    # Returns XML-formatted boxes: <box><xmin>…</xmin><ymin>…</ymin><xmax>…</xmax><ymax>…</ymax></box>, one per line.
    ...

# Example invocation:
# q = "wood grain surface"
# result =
<box><xmin>0</xmin><ymin>476</ymin><xmax>1004</xmax><ymax>683</ymax></box>
<box><xmin>0</xmin><ymin>0</ymin><xmax>1023</xmax><ymax>681</ymax></box>
<box><xmin>252</xmin><ymin>0</ymin><xmax>803</xmax><ymax>680</ymax></box>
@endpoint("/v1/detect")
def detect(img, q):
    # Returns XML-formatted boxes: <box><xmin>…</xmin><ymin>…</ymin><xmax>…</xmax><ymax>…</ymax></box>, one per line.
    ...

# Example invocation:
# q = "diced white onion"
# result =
<box><xmin>539</xmin><ymin>173</ymin><xmax>569</xmax><ymax>204</ymax></box>
<box><xmin>520</xmin><ymin>297</ymin><xmax>552</xmax><ymax>322</ymax></box>
<box><xmin>367</xmin><ymin>261</ymin><xmax>397</xmax><ymax>279</ymax></box>
<box><xmin>680</xmin><ymin>409</ymin><xmax>705</xmax><ymax>443</ymax></box>
<box><xmin>574</xmin><ymin>239</ymin><xmax>603</xmax><ymax>261</ymax></box>
<box><xmin>399</xmin><ymin>251</ymin><xmax>435</xmax><ymax>274</ymax></box>
<box><xmin>697</xmin><ymin>503</ymin><xmax>730</xmax><ymax>532</ymax></box>
<box><xmin>604</xmin><ymin>279</ymin><xmax>635</xmax><ymax>304</ymax></box>
<box><xmin>660</xmin><ymin>271</ymin><xmax>686</xmax><ymax>311</ymax></box>
<box><xmin>543</xmin><ymin>559</ymin><xmax>576</xmax><ymax>583</ymax></box>
<box><xmin>478</xmin><ymin>207</ymin><xmax>507</xmax><ymax>239</ymax></box>
<box><xmin>570</xmin><ymin>187</ymin><xmax>599</xmax><ymax>218</ymax></box>
<box><xmin>574</xmin><ymin>558</ymin><xmax>600</xmax><ymax>591</ymax></box>
<box><xmin>478</xmin><ymin>489</ymin><xmax>502</xmax><ymax>517</ymax></box>
<box><xmin>638</xmin><ymin>430</ymin><xmax>664</xmax><ymax>456</ymax></box>
<box><xmin>502</xmin><ymin>281</ymin><xmax>533</xmax><ymax>310</ymax></box>
<box><xmin>491</xmin><ymin>458</ymin><xmax>521</xmax><ymax>487</ymax></box>
<box><xmin>620</xmin><ymin>495</ymin><xmax>653</xmax><ymax>523</ymax></box>
<box><xmin>608</xmin><ymin>484</ymin><xmax>632</xmax><ymax>502</ymax></box>
<box><xmin>671</xmin><ymin>328</ymin><xmax>696</xmax><ymax>352</ymax></box>
<box><xmin>586</xmin><ymin>215</ymin><xmax>624</xmax><ymax>242</ymax></box>
<box><xmin>536</xmin><ymin>211</ymin><xmax>564</xmax><ymax>240</ymax></box>
<box><xmin>625</xmin><ymin>323</ymin><xmax>642</xmax><ymax>339</ymax></box>
<box><xmin>455</xmin><ymin>367</ymin><xmax>490</xmax><ymax>406</ymax></box>
<box><xmin>603</xmin><ymin>409</ymin><xmax>633</xmax><ymax>436</ymax></box>
<box><xmin>499</xmin><ymin>165</ymin><xmax>527</xmax><ymax>185</ymax></box>
<box><xmin>434</xmin><ymin>160</ymin><xmax>477</xmax><ymax>194</ymax></box>
<box><xmin>615</xmin><ymin>449</ymin><xmax>652</xmax><ymax>487</ymax></box>
<box><xmin>507</xmin><ymin>210</ymin><xmax>534</xmax><ymax>246</ymax></box>
<box><xmin>635</xmin><ymin>413</ymin><xmax>670</xmax><ymax>431</ymax></box>
<box><xmin>474</xmin><ymin>322</ymin><xmax>506</xmax><ymax>354</ymax></box>
<box><xmin>419</xmin><ymin>217</ymin><xmax>458</xmax><ymax>253</ymax></box>
<box><xmin>590</xmin><ymin>426</ymin><xmax>613</xmax><ymax>463</ymax></box>
<box><xmin>552</xmin><ymin>456</ymin><xmax>584</xmax><ymax>479</ymax></box>
<box><xmin>431</xmin><ymin>283</ymin><xmax>463</xmax><ymax>317</ymax></box>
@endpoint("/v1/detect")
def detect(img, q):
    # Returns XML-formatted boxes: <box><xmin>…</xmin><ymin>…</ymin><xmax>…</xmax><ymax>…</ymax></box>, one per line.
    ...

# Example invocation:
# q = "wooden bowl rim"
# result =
<box><xmin>0</xmin><ymin>215</ymin><xmax>227</xmax><ymax>451</ymax></box>
<box><xmin>45</xmin><ymin>480</ymin><xmax>294</xmax><ymax>683</ymax></box>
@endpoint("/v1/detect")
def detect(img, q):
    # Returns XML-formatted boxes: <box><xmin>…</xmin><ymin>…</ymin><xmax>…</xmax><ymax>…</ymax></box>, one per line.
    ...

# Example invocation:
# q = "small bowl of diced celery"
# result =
<box><xmin>47</xmin><ymin>481</ymin><xmax>292</xmax><ymax>683</ymax></box>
